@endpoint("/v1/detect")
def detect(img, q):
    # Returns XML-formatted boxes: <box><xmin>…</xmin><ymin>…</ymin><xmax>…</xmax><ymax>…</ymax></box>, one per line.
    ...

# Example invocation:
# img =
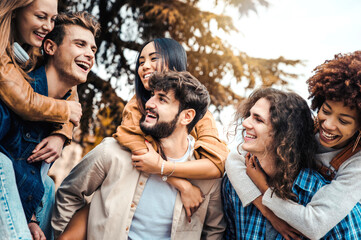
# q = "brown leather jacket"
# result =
<box><xmin>113</xmin><ymin>95</ymin><xmax>229</xmax><ymax>174</ymax></box>
<box><xmin>0</xmin><ymin>54</ymin><xmax>75</xmax><ymax>141</ymax></box>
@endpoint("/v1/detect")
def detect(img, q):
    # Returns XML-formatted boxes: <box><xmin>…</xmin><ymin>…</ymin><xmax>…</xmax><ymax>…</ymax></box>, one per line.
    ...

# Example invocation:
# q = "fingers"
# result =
<box><xmin>29</xmin><ymin>223</ymin><xmax>46</xmax><ymax>240</ymax></box>
<box><xmin>185</xmin><ymin>207</ymin><xmax>192</xmax><ymax>223</ymax></box>
<box><xmin>144</xmin><ymin>140</ymin><xmax>151</xmax><ymax>149</ymax></box>
<box><xmin>32</xmin><ymin>139</ymin><xmax>47</xmax><ymax>154</ymax></box>
<box><xmin>68</xmin><ymin>101</ymin><xmax>82</xmax><ymax>126</ymax></box>
<box><xmin>28</xmin><ymin>148</ymin><xmax>58</xmax><ymax>163</ymax></box>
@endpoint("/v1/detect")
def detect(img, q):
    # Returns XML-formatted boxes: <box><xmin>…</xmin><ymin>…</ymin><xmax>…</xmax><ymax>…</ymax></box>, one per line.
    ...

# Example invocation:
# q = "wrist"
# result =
<box><xmin>259</xmin><ymin>185</ymin><xmax>269</xmax><ymax>195</ymax></box>
<box><xmin>29</xmin><ymin>219</ymin><xmax>40</xmax><ymax>225</ymax></box>
<box><xmin>30</xmin><ymin>214</ymin><xmax>40</xmax><ymax>225</ymax></box>
<box><xmin>177</xmin><ymin>179</ymin><xmax>192</xmax><ymax>192</ymax></box>
<box><xmin>52</xmin><ymin>133</ymin><xmax>67</xmax><ymax>143</ymax></box>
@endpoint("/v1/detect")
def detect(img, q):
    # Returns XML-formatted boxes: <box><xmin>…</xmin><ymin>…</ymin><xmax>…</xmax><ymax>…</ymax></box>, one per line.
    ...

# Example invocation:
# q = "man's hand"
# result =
<box><xmin>266</xmin><ymin>209</ymin><xmax>303</xmax><ymax>240</ymax></box>
<box><xmin>179</xmin><ymin>182</ymin><xmax>204</xmax><ymax>223</ymax></box>
<box><xmin>131</xmin><ymin>141</ymin><xmax>161</xmax><ymax>174</ymax></box>
<box><xmin>253</xmin><ymin>196</ymin><xmax>302</xmax><ymax>240</ymax></box>
<box><xmin>28</xmin><ymin>214</ymin><xmax>46</xmax><ymax>240</ymax></box>
<box><xmin>27</xmin><ymin>134</ymin><xmax>66</xmax><ymax>163</ymax></box>
<box><xmin>67</xmin><ymin>101</ymin><xmax>82</xmax><ymax>126</ymax></box>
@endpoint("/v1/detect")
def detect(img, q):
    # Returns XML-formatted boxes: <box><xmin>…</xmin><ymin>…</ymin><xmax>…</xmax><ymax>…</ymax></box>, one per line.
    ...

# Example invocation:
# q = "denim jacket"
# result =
<box><xmin>0</xmin><ymin>66</ymin><xmax>70</xmax><ymax>222</ymax></box>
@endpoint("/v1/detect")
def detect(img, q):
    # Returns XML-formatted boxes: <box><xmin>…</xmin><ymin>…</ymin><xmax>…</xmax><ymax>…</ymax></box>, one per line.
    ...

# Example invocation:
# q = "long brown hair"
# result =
<box><xmin>0</xmin><ymin>0</ymin><xmax>40</xmax><ymax>79</ymax></box>
<box><xmin>234</xmin><ymin>88</ymin><xmax>317</xmax><ymax>200</ymax></box>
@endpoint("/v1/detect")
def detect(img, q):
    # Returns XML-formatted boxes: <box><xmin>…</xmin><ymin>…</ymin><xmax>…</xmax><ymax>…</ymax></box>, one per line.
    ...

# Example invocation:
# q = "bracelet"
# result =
<box><xmin>162</xmin><ymin>161</ymin><xmax>176</xmax><ymax>182</ymax></box>
<box><xmin>161</xmin><ymin>160</ymin><xmax>165</xmax><ymax>176</ymax></box>
<box><xmin>29</xmin><ymin>219</ymin><xmax>40</xmax><ymax>225</ymax></box>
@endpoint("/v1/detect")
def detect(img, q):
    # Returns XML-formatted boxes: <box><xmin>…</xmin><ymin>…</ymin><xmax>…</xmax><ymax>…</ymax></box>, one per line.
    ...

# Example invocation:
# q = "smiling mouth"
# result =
<box><xmin>145</xmin><ymin>109</ymin><xmax>158</xmax><ymax>121</ymax></box>
<box><xmin>321</xmin><ymin>129</ymin><xmax>338</xmax><ymax>140</ymax></box>
<box><xmin>75</xmin><ymin>61</ymin><xmax>91</xmax><ymax>72</ymax></box>
<box><xmin>245</xmin><ymin>133</ymin><xmax>256</xmax><ymax>139</ymax></box>
<box><xmin>34</xmin><ymin>31</ymin><xmax>46</xmax><ymax>39</ymax></box>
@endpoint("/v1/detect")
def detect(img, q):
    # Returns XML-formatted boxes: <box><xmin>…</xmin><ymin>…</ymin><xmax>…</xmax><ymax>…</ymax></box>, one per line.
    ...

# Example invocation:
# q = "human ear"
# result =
<box><xmin>43</xmin><ymin>39</ymin><xmax>57</xmax><ymax>56</ymax></box>
<box><xmin>180</xmin><ymin>109</ymin><xmax>196</xmax><ymax>125</ymax></box>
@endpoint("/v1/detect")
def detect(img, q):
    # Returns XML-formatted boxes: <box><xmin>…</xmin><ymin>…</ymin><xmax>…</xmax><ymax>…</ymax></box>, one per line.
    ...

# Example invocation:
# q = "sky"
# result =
<box><xmin>94</xmin><ymin>0</ymin><xmax>361</xmax><ymax>141</ymax></box>
<box><xmin>227</xmin><ymin>0</ymin><xmax>361</xmax><ymax>98</ymax></box>
<box><xmin>210</xmin><ymin>0</ymin><xmax>361</xmax><ymax>140</ymax></box>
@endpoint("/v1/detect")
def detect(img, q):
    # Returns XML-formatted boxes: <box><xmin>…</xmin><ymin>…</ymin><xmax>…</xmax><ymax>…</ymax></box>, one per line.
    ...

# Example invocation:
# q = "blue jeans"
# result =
<box><xmin>0</xmin><ymin>152</ymin><xmax>31</xmax><ymax>240</ymax></box>
<box><xmin>36</xmin><ymin>175</ymin><xmax>55</xmax><ymax>240</ymax></box>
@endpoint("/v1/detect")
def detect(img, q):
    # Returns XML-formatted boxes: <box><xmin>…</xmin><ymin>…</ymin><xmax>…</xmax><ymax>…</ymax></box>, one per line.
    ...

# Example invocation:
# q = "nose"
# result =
<box><xmin>143</xmin><ymin>59</ymin><xmax>151</xmax><ymax>70</ymax></box>
<box><xmin>242</xmin><ymin>116</ymin><xmax>252</xmax><ymax>129</ymax></box>
<box><xmin>42</xmin><ymin>19</ymin><xmax>54</xmax><ymax>32</ymax></box>
<box><xmin>322</xmin><ymin>117</ymin><xmax>337</xmax><ymax>131</ymax></box>
<box><xmin>145</xmin><ymin>96</ymin><xmax>156</xmax><ymax>109</ymax></box>
<box><xmin>85</xmin><ymin>47</ymin><xmax>95</xmax><ymax>60</ymax></box>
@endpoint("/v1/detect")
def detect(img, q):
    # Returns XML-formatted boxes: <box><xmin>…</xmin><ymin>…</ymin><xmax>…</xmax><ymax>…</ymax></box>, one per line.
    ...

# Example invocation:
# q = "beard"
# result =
<box><xmin>140</xmin><ymin>112</ymin><xmax>180</xmax><ymax>139</ymax></box>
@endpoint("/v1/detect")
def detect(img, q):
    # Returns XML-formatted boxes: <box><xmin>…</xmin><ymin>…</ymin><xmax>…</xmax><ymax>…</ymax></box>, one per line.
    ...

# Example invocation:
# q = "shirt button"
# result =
<box><xmin>27</xmin><ymin>195</ymin><xmax>33</xmax><ymax>201</ymax></box>
<box><xmin>25</xmin><ymin>133</ymin><xmax>31</xmax><ymax>138</ymax></box>
<box><xmin>30</xmin><ymin>170</ymin><xmax>35</xmax><ymax>175</ymax></box>
<box><xmin>131</xmin><ymin>203</ymin><xmax>135</xmax><ymax>208</ymax></box>
<box><xmin>139</xmin><ymin>182</ymin><xmax>143</xmax><ymax>186</ymax></box>
<box><xmin>125</xmin><ymin>226</ymin><xmax>129</xmax><ymax>231</ymax></box>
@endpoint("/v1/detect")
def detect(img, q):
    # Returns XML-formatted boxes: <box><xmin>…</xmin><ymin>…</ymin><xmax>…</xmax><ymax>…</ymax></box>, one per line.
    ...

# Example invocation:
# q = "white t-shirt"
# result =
<box><xmin>128</xmin><ymin>136</ymin><xmax>194</xmax><ymax>240</ymax></box>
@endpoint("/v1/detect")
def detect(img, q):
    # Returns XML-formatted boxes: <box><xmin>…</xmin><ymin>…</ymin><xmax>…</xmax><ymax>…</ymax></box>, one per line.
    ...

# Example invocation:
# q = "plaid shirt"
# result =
<box><xmin>222</xmin><ymin>168</ymin><xmax>361</xmax><ymax>239</ymax></box>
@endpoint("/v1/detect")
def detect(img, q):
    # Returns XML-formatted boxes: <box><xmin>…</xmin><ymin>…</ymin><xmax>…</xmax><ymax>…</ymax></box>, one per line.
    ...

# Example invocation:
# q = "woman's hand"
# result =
<box><xmin>131</xmin><ymin>141</ymin><xmax>162</xmax><ymax>174</ymax></box>
<box><xmin>27</xmin><ymin>134</ymin><xmax>66</xmax><ymax>164</ymax></box>
<box><xmin>245</xmin><ymin>154</ymin><xmax>268</xmax><ymax>194</ymax></box>
<box><xmin>67</xmin><ymin>101</ymin><xmax>82</xmax><ymax>127</ymax></box>
<box><xmin>179</xmin><ymin>181</ymin><xmax>204</xmax><ymax>223</ymax></box>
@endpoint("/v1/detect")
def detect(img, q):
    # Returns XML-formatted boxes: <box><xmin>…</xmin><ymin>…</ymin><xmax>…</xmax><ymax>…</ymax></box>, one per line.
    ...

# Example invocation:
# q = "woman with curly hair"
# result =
<box><xmin>222</xmin><ymin>88</ymin><xmax>318</xmax><ymax>239</ymax></box>
<box><xmin>226</xmin><ymin>51</ymin><xmax>361</xmax><ymax>239</ymax></box>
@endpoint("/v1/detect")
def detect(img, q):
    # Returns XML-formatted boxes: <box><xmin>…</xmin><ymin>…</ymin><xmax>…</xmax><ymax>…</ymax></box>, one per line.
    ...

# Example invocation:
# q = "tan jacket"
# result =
<box><xmin>113</xmin><ymin>95</ymin><xmax>229</xmax><ymax>174</ymax></box>
<box><xmin>52</xmin><ymin>137</ymin><xmax>225</xmax><ymax>240</ymax></box>
<box><xmin>0</xmin><ymin>54</ymin><xmax>75</xmax><ymax>140</ymax></box>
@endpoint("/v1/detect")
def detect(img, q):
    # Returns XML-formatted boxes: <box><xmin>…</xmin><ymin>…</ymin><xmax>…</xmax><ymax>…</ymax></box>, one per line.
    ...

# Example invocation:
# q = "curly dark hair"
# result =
<box><xmin>149</xmin><ymin>70</ymin><xmax>210</xmax><ymax>134</ymax></box>
<box><xmin>308</xmin><ymin>51</ymin><xmax>361</xmax><ymax>120</ymax></box>
<box><xmin>235</xmin><ymin>88</ymin><xmax>317</xmax><ymax>200</ymax></box>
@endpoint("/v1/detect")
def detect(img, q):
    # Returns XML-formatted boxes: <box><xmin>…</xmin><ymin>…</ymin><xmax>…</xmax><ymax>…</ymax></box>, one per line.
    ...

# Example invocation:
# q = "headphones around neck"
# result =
<box><xmin>13</xmin><ymin>42</ymin><xmax>29</xmax><ymax>63</ymax></box>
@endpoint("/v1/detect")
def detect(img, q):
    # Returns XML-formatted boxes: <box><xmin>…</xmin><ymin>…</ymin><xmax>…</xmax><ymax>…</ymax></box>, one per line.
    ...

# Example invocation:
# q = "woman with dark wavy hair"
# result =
<box><xmin>222</xmin><ymin>88</ymin><xmax>318</xmax><ymax>239</ymax></box>
<box><xmin>226</xmin><ymin>51</ymin><xmax>361</xmax><ymax>239</ymax></box>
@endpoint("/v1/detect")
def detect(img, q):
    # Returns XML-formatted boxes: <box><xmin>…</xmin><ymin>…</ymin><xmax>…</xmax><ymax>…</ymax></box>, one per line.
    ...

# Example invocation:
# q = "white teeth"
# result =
<box><xmin>76</xmin><ymin>61</ymin><xmax>90</xmax><ymax>70</ymax></box>
<box><xmin>144</xmin><ymin>74</ymin><xmax>151</xmax><ymax>78</ymax></box>
<box><xmin>34</xmin><ymin>32</ymin><xmax>46</xmax><ymax>38</ymax></box>
<box><xmin>321</xmin><ymin>130</ymin><xmax>337</xmax><ymax>140</ymax></box>
<box><xmin>146</xmin><ymin>111</ymin><xmax>156</xmax><ymax>118</ymax></box>
<box><xmin>245</xmin><ymin>133</ymin><xmax>256</xmax><ymax>139</ymax></box>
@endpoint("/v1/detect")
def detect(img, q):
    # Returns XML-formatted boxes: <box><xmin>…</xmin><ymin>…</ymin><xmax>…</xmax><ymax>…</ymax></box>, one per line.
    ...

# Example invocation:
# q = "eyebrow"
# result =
<box><xmin>139</xmin><ymin>51</ymin><xmax>158</xmax><ymax>59</ymax></box>
<box><xmin>73</xmin><ymin>39</ymin><xmax>97</xmax><ymax>52</ymax></box>
<box><xmin>158</xmin><ymin>92</ymin><xmax>171</xmax><ymax>101</ymax></box>
<box><xmin>324</xmin><ymin>102</ymin><xmax>356</xmax><ymax>120</ymax></box>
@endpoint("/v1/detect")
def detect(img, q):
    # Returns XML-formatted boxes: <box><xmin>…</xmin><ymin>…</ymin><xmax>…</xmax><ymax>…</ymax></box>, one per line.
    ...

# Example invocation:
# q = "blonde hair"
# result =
<box><xmin>0</xmin><ymin>0</ymin><xmax>40</xmax><ymax>79</ymax></box>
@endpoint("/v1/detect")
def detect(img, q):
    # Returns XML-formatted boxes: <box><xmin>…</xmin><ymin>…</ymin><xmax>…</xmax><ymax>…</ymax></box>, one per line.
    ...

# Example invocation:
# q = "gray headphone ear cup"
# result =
<box><xmin>13</xmin><ymin>42</ymin><xmax>29</xmax><ymax>63</ymax></box>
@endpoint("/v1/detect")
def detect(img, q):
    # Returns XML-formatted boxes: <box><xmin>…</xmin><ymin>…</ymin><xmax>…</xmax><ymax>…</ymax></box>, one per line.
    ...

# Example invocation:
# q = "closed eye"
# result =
<box><xmin>322</xmin><ymin>107</ymin><xmax>331</xmax><ymax>115</ymax></box>
<box><xmin>36</xmin><ymin>15</ymin><xmax>46</xmax><ymax>20</ymax></box>
<box><xmin>339</xmin><ymin>118</ymin><xmax>350</xmax><ymax>125</ymax></box>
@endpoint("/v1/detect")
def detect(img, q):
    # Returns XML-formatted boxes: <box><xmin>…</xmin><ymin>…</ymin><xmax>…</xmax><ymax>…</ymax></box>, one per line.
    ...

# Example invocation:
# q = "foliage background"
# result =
<box><xmin>58</xmin><ymin>0</ymin><xmax>301</xmax><ymax>152</ymax></box>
